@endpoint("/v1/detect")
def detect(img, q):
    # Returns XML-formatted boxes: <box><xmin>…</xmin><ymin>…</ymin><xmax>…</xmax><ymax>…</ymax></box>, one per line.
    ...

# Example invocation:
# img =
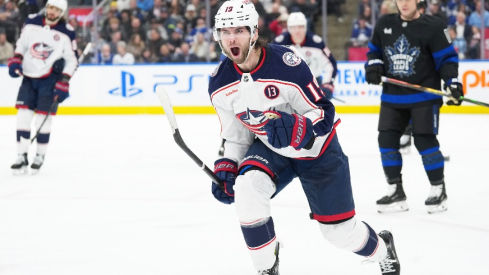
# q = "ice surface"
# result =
<box><xmin>0</xmin><ymin>114</ymin><xmax>488</xmax><ymax>275</ymax></box>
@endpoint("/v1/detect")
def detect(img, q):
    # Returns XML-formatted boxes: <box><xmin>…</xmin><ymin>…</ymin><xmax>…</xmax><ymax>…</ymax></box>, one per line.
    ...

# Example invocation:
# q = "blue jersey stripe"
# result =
<box><xmin>432</xmin><ymin>45</ymin><xmax>458</xmax><ymax>70</ymax></box>
<box><xmin>381</xmin><ymin>93</ymin><xmax>441</xmax><ymax>104</ymax></box>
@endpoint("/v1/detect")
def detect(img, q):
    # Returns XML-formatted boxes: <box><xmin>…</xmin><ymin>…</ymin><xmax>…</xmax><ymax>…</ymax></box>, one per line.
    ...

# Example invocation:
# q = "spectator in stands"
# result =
<box><xmin>0</xmin><ymin>28</ymin><xmax>13</xmax><ymax>64</ymax></box>
<box><xmin>97</xmin><ymin>44</ymin><xmax>114</xmax><ymax>65</ymax></box>
<box><xmin>467</xmin><ymin>25</ymin><xmax>481</xmax><ymax>58</ymax></box>
<box><xmin>68</xmin><ymin>15</ymin><xmax>83</xmax><ymax>40</ymax></box>
<box><xmin>449</xmin><ymin>26</ymin><xmax>467</xmax><ymax>59</ymax></box>
<box><xmin>258</xmin><ymin>17</ymin><xmax>274</xmax><ymax>42</ymax></box>
<box><xmin>168</xmin><ymin>27</ymin><xmax>183</xmax><ymax>50</ymax></box>
<box><xmin>158</xmin><ymin>43</ymin><xmax>173</xmax><ymax>62</ymax></box>
<box><xmin>117</xmin><ymin>0</ymin><xmax>131</xmax><ymax>12</ymax></box>
<box><xmin>147</xmin><ymin>18</ymin><xmax>168</xmax><ymax>41</ymax></box>
<box><xmin>136</xmin><ymin>0</ymin><xmax>153</xmax><ymax>12</ymax></box>
<box><xmin>328</xmin><ymin>0</ymin><xmax>345</xmax><ymax>23</ymax></box>
<box><xmin>451</xmin><ymin>11</ymin><xmax>473</xmax><ymax>44</ymax></box>
<box><xmin>128</xmin><ymin>0</ymin><xmax>145</xmax><ymax>23</ymax></box>
<box><xmin>252</xmin><ymin>0</ymin><xmax>267</xmax><ymax>18</ymax></box>
<box><xmin>102</xmin><ymin>17</ymin><xmax>124</xmax><ymax>42</ymax></box>
<box><xmin>172</xmin><ymin>42</ymin><xmax>199</xmax><ymax>63</ymax></box>
<box><xmin>184</xmin><ymin>3</ymin><xmax>198</xmax><ymax>31</ymax></box>
<box><xmin>119</xmin><ymin>10</ymin><xmax>132</xmax><ymax>36</ymax></box>
<box><xmin>0</xmin><ymin>0</ymin><xmax>20</xmax><ymax>43</ymax></box>
<box><xmin>148</xmin><ymin>29</ymin><xmax>165</xmax><ymax>56</ymax></box>
<box><xmin>190</xmin><ymin>32</ymin><xmax>209</xmax><ymax>61</ymax></box>
<box><xmin>169</xmin><ymin>0</ymin><xmax>184</xmax><ymax>22</ymax></box>
<box><xmin>113</xmin><ymin>41</ymin><xmax>135</xmax><ymax>64</ymax></box>
<box><xmin>468</xmin><ymin>0</ymin><xmax>489</xmax><ymax>27</ymax></box>
<box><xmin>127</xmin><ymin>17</ymin><xmax>146</xmax><ymax>42</ymax></box>
<box><xmin>109</xmin><ymin>31</ymin><xmax>122</xmax><ymax>54</ymax></box>
<box><xmin>188</xmin><ymin>17</ymin><xmax>208</xmax><ymax>42</ymax></box>
<box><xmin>427</xmin><ymin>0</ymin><xmax>448</xmax><ymax>22</ymax></box>
<box><xmin>350</xmin><ymin>16</ymin><xmax>372</xmax><ymax>47</ymax></box>
<box><xmin>288</xmin><ymin>0</ymin><xmax>319</xmax><ymax>31</ymax></box>
<box><xmin>269</xmin><ymin>12</ymin><xmax>288</xmax><ymax>37</ymax></box>
<box><xmin>446</xmin><ymin>0</ymin><xmax>469</xmax><ymax>25</ymax></box>
<box><xmin>16</xmin><ymin>0</ymin><xmax>39</xmax><ymax>29</ymax></box>
<box><xmin>147</xmin><ymin>0</ymin><xmax>166</xmax><ymax>22</ymax></box>
<box><xmin>209</xmin><ymin>0</ymin><xmax>222</xmax><ymax>28</ymax></box>
<box><xmin>417</xmin><ymin>0</ymin><xmax>428</xmax><ymax>13</ymax></box>
<box><xmin>358</xmin><ymin>0</ymin><xmax>378</xmax><ymax>20</ymax></box>
<box><xmin>127</xmin><ymin>33</ymin><xmax>145</xmax><ymax>61</ymax></box>
<box><xmin>380</xmin><ymin>0</ymin><xmax>398</xmax><ymax>15</ymax></box>
<box><xmin>141</xmin><ymin>48</ymin><xmax>157</xmax><ymax>63</ymax></box>
<box><xmin>266</xmin><ymin>0</ymin><xmax>288</xmax><ymax>23</ymax></box>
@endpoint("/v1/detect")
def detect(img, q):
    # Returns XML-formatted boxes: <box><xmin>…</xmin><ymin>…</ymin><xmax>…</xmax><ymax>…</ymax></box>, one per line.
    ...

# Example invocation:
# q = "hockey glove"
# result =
<box><xmin>445</xmin><ymin>81</ymin><xmax>463</xmax><ymax>106</ymax></box>
<box><xmin>7</xmin><ymin>55</ymin><xmax>23</xmax><ymax>78</ymax></box>
<box><xmin>321</xmin><ymin>83</ymin><xmax>334</xmax><ymax>100</ymax></box>
<box><xmin>212</xmin><ymin>158</ymin><xmax>238</xmax><ymax>204</ymax></box>
<box><xmin>264</xmin><ymin>111</ymin><xmax>314</xmax><ymax>150</ymax></box>
<box><xmin>365</xmin><ymin>59</ymin><xmax>384</xmax><ymax>85</ymax></box>
<box><xmin>54</xmin><ymin>75</ymin><xmax>70</xmax><ymax>103</ymax></box>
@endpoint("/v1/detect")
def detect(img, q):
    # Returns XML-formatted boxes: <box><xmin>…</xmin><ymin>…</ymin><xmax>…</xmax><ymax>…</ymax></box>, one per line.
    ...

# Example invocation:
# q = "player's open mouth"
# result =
<box><xmin>231</xmin><ymin>47</ymin><xmax>240</xmax><ymax>57</ymax></box>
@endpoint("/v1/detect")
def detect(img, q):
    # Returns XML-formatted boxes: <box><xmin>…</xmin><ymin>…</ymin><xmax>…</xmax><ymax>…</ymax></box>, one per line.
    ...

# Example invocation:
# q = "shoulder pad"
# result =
<box><xmin>66</xmin><ymin>23</ymin><xmax>75</xmax><ymax>32</ymax></box>
<box><xmin>28</xmin><ymin>14</ymin><xmax>37</xmax><ymax>19</ymax></box>
<box><xmin>275</xmin><ymin>34</ymin><xmax>284</xmax><ymax>43</ymax></box>
<box><xmin>312</xmin><ymin>35</ymin><xmax>323</xmax><ymax>43</ymax></box>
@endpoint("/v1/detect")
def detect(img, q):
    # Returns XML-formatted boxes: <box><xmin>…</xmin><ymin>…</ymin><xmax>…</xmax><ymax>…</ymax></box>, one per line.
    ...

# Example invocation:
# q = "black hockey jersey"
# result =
<box><xmin>367</xmin><ymin>14</ymin><xmax>459</xmax><ymax>108</ymax></box>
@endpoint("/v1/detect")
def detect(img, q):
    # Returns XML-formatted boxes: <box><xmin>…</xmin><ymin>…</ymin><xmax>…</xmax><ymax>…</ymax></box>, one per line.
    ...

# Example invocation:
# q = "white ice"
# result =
<box><xmin>0</xmin><ymin>114</ymin><xmax>488</xmax><ymax>275</ymax></box>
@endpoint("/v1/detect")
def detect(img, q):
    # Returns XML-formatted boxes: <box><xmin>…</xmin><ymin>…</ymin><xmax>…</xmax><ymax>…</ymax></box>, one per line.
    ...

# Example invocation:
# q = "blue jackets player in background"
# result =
<box><xmin>209</xmin><ymin>1</ymin><xmax>400</xmax><ymax>274</ymax></box>
<box><xmin>365</xmin><ymin>0</ymin><xmax>463</xmax><ymax>214</ymax></box>
<box><xmin>7</xmin><ymin>0</ymin><xmax>78</xmax><ymax>175</ymax></box>
<box><xmin>274</xmin><ymin>12</ymin><xmax>337</xmax><ymax>101</ymax></box>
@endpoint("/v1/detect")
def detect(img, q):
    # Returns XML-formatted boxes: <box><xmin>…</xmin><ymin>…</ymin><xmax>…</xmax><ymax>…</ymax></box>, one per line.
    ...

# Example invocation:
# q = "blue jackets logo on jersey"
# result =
<box><xmin>109</xmin><ymin>71</ymin><xmax>143</xmax><ymax>97</ymax></box>
<box><xmin>282</xmin><ymin>52</ymin><xmax>301</xmax><ymax>66</ymax></box>
<box><xmin>30</xmin><ymin>43</ymin><xmax>54</xmax><ymax>60</ymax></box>
<box><xmin>385</xmin><ymin>34</ymin><xmax>420</xmax><ymax>78</ymax></box>
<box><xmin>236</xmin><ymin>108</ymin><xmax>269</xmax><ymax>135</ymax></box>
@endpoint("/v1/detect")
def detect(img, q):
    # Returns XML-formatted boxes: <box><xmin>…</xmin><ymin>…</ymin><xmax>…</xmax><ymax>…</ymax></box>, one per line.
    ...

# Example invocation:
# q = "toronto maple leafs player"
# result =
<box><xmin>7</xmin><ymin>0</ymin><xmax>77</xmax><ymax>174</ymax></box>
<box><xmin>365</xmin><ymin>0</ymin><xmax>463</xmax><ymax>214</ymax></box>
<box><xmin>209</xmin><ymin>1</ymin><xmax>400</xmax><ymax>274</ymax></box>
<box><xmin>274</xmin><ymin>12</ymin><xmax>337</xmax><ymax>101</ymax></box>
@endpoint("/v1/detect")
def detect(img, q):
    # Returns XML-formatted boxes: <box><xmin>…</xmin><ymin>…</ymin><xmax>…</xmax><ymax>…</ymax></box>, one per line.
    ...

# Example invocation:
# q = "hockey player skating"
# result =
<box><xmin>7</xmin><ymin>0</ymin><xmax>77</xmax><ymax>175</ymax></box>
<box><xmin>210</xmin><ymin>1</ymin><xmax>400</xmax><ymax>274</ymax></box>
<box><xmin>365</xmin><ymin>0</ymin><xmax>463</xmax><ymax>214</ymax></box>
<box><xmin>274</xmin><ymin>12</ymin><xmax>338</xmax><ymax>101</ymax></box>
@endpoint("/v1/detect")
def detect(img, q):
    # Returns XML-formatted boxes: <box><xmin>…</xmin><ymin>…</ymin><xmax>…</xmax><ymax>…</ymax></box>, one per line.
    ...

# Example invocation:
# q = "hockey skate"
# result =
<box><xmin>257</xmin><ymin>242</ymin><xmax>280</xmax><ymax>275</ymax></box>
<box><xmin>30</xmin><ymin>154</ymin><xmax>45</xmax><ymax>175</ymax></box>
<box><xmin>11</xmin><ymin>153</ymin><xmax>29</xmax><ymax>175</ymax></box>
<box><xmin>399</xmin><ymin>134</ymin><xmax>411</xmax><ymax>154</ymax></box>
<box><xmin>378</xmin><ymin>231</ymin><xmax>400</xmax><ymax>275</ymax></box>
<box><xmin>425</xmin><ymin>183</ymin><xmax>447</xmax><ymax>214</ymax></box>
<box><xmin>377</xmin><ymin>183</ymin><xmax>409</xmax><ymax>213</ymax></box>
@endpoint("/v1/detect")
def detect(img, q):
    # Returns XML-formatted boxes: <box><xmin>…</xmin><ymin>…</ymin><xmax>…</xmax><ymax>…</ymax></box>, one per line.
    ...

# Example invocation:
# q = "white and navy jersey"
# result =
<box><xmin>209</xmin><ymin>44</ymin><xmax>339</xmax><ymax>162</ymax></box>
<box><xmin>14</xmin><ymin>14</ymin><xmax>78</xmax><ymax>78</ymax></box>
<box><xmin>273</xmin><ymin>32</ymin><xmax>337</xmax><ymax>85</ymax></box>
<box><xmin>367</xmin><ymin>14</ymin><xmax>459</xmax><ymax>108</ymax></box>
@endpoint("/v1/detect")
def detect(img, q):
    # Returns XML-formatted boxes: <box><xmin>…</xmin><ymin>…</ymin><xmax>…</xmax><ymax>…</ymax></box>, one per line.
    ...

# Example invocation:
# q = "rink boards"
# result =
<box><xmin>0</xmin><ymin>61</ymin><xmax>488</xmax><ymax>114</ymax></box>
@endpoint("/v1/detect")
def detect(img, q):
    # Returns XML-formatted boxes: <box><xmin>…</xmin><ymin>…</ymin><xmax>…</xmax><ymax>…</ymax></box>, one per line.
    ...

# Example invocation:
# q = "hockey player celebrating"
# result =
<box><xmin>210</xmin><ymin>1</ymin><xmax>400</xmax><ymax>274</ymax></box>
<box><xmin>7</xmin><ymin>0</ymin><xmax>77</xmax><ymax>174</ymax></box>
<box><xmin>274</xmin><ymin>12</ymin><xmax>337</xmax><ymax>101</ymax></box>
<box><xmin>365</xmin><ymin>0</ymin><xmax>463</xmax><ymax>213</ymax></box>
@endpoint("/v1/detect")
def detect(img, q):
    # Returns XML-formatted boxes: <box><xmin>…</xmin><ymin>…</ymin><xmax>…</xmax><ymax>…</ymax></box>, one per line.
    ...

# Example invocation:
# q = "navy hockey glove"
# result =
<box><xmin>7</xmin><ymin>55</ymin><xmax>23</xmax><ymax>78</ymax></box>
<box><xmin>365</xmin><ymin>59</ymin><xmax>384</xmax><ymax>85</ymax></box>
<box><xmin>321</xmin><ymin>83</ymin><xmax>334</xmax><ymax>100</ymax></box>
<box><xmin>54</xmin><ymin>75</ymin><xmax>70</xmax><ymax>103</ymax></box>
<box><xmin>212</xmin><ymin>158</ymin><xmax>238</xmax><ymax>204</ymax></box>
<box><xmin>445</xmin><ymin>80</ymin><xmax>463</xmax><ymax>106</ymax></box>
<box><xmin>264</xmin><ymin>111</ymin><xmax>314</xmax><ymax>150</ymax></box>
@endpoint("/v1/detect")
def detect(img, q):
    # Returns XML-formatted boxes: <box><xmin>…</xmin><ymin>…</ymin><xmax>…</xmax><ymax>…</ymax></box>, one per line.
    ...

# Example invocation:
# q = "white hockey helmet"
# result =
<box><xmin>46</xmin><ymin>0</ymin><xmax>68</xmax><ymax>15</ymax></box>
<box><xmin>287</xmin><ymin>12</ymin><xmax>307</xmax><ymax>30</ymax></box>
<box><xmin>213</xmin><ymin>0</ymin><xmax>259</xmax><ymax>41</ymax></box>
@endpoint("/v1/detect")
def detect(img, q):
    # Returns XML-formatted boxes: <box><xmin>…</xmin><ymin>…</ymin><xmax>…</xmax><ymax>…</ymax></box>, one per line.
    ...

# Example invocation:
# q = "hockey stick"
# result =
<box><xmin>21</xmin><ymin>43</ymin><xmax>93</xmax><ymax>145</ymax></box>
<box><xmin>381</xmin><ymin>76</ymin><xmax>489</xmax><ymax>108</ymax></box>
<box><xmin>155</xmin><ymin>87</ymin><xmax>224</xmax><ymax>188</ymax></box>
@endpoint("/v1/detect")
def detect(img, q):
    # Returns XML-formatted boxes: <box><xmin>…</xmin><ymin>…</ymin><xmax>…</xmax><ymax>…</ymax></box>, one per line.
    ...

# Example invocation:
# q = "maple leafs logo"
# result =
<box><xmin>384</xmin><ymin>35</ymin><xmax>420</xmax><ymax>78</ymax></box>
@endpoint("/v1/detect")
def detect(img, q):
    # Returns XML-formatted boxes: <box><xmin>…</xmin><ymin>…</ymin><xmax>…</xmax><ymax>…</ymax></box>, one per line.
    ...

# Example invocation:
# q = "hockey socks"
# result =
<box><xmin>241</xmin><ymin>217</ymin><xmax>278</xmax><ymax>271</ymax></box>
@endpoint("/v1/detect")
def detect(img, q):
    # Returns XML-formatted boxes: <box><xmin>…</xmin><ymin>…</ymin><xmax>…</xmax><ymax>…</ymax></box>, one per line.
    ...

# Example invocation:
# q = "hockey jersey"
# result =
<box><xmin>209</xmin><ymin>44</ymin><xmax>339</xmax><ymax>163</ymax></box>
<box><xmin>14</xmin><ymin>14</ymin><xmax>78</xmax><ymax>78</ymax></box>
<box><xmin>367</xmin><ymin>14</ymin><xmax>459</xmax><ymax>108</ymax></box>
<box><xmin>274</xmin><ymin>32</ymin><xmax>337</xmax><ymax>85</ymax></box>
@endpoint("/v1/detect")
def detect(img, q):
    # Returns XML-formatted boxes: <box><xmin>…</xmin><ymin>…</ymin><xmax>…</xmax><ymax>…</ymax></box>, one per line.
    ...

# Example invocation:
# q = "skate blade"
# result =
<box><xmin>378</xmin><ymin>201</ymin><xmax>409</xmax><ymax>213</ymax></box>
<box><xmin>30</xmin><ymin>168</ymin><xmax>40</xmax><ymax>175</ymax></box>
<box><xmin>12</xmin><ymin>167</ymin><xmax>28</xmax><ymax>176</ymax></box>
<box><xmin>427</xmin><ymin>200</ymin><xmax>447</xmax><ymax>214</ymax></box>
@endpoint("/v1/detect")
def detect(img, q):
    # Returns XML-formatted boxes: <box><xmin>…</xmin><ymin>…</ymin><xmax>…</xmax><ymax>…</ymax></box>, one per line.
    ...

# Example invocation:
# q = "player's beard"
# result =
<box><xmin>223</xmin><ymin>43</ymin><xmax>251</xmax><ymax>65</ymax></box>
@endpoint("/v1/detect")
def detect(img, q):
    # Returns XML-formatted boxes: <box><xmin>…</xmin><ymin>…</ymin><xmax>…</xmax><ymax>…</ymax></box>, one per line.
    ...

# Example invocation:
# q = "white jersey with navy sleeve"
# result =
<box><xmin>209</xmin><ymin>44</ymin><xmax>340</xmax><ymax>162</ymax></box>
<box><xmin>274</xmin><ymin>32</ymin><xmax>337</xmax><ymax>85</ymax></box>
<box><xmin>14</xmin><ymin>14</ymin><xmax>78</xmax><ymax>78</ymax></box>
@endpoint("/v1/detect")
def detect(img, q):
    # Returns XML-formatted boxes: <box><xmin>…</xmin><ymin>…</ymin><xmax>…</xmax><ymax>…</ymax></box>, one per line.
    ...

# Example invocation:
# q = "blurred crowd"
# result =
<box><xmin>349</xmin><ymin>0</ymin><xmax>489</xmax><ymax>60</ymax></box>
<box><xmin>0</xmin><ymin>0</ymin><xmax>488</xmax><ymax>65</ymax></box>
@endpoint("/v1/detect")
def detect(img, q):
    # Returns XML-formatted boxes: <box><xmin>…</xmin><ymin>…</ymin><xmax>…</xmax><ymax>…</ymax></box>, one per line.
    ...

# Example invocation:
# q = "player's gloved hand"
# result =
<box><xmin>264</xmin><ymin>110</ymin><xmax>314</xmax><ymax>150</ymax></box>
<box><xmin>445</xmin><ymin>81</ymin><xmax>463</xmax><ymax>106</ymax></box>
<box><xmin>7</xmin><ymin>55</ymin><xmax>23</xmax><ymax>78</ymax></box>
<box><xmin>321</xmin><ymin>82</ymin><xmax>334</xmax><ymax>100</ymax></box>
<box><xmin>54</xmin><ymin>75</ymin><xmax>70</xmax><ymax>103</ymax></box>
<box><xmin>212</xmin><ymin>158</ymin><xmax>238</xmax><ymax>204</ymax></box>
<box><xmin>365</xmin><ymin>59</ymin><xmax>384</xmax><ymax>85</ymax></box>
